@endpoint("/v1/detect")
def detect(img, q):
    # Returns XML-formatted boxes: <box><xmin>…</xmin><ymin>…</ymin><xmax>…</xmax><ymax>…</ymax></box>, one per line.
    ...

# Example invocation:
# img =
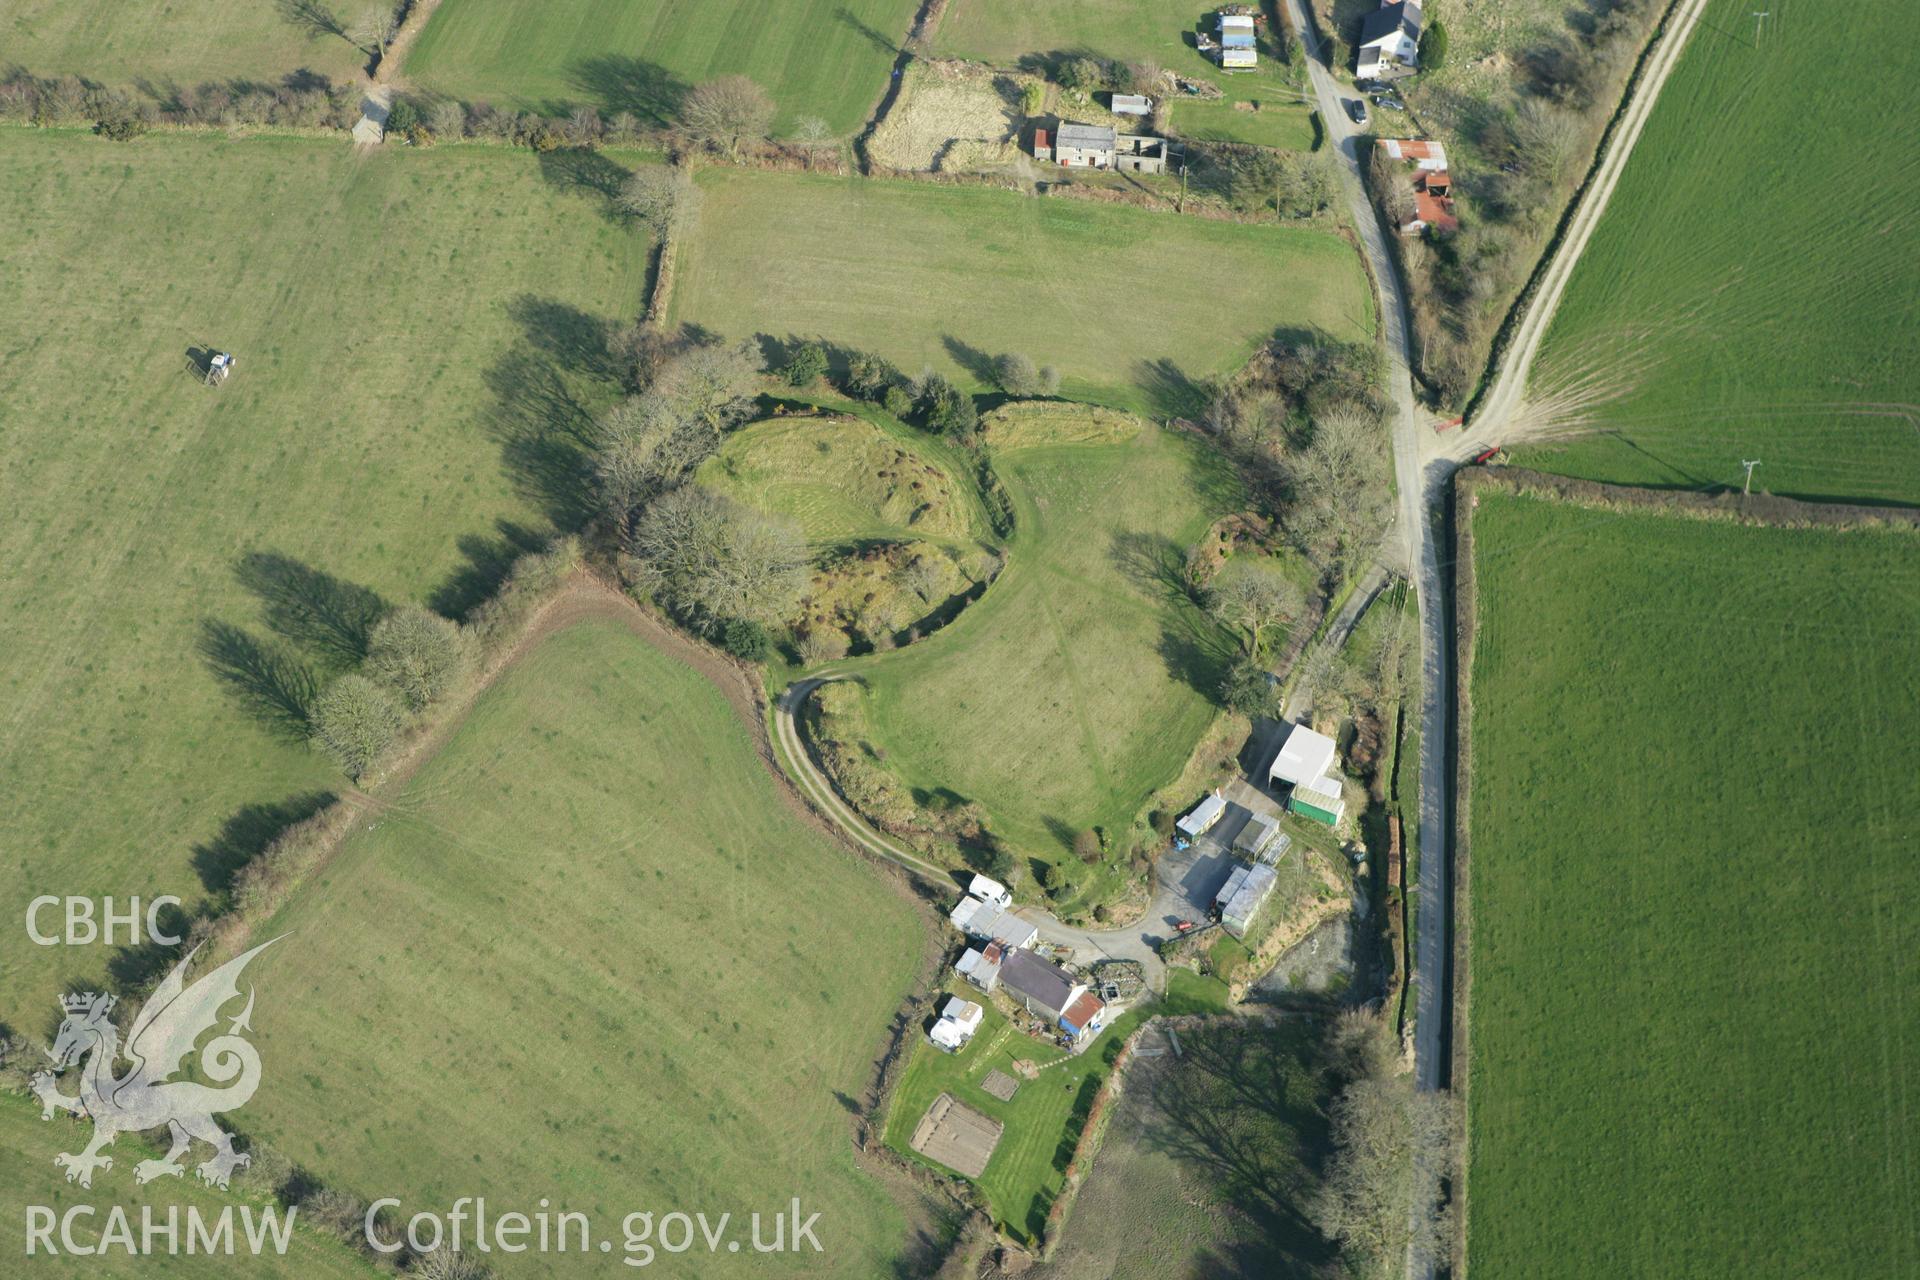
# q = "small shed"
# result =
<box><xmin>1031</xmin><ymin>125</ymin><xmax>1052</xmax><ymax>162</ymax></box>
<box><xmin>1177</xmin><ymin>792</ymin><xmax>1228</xmax><ymax>840</ymax></box>
<box><xmin>1220</xmin><ymin>863</ymin><xmax>1278</xmax><ymax>938</ymax></box>
<box><xmin>1233</xmin><ymin>811</ymin><xmax>1283</xmax><ymax>861</ymax></box>
<box><xmin>1290</xmin><ymin>774</ymin><xmax>1347</xmax><ymax>826</ymax></box>
<box><xmin>1218</xmin><ymin>13</ymin><xmax>1258</xmax><ymax>68</ymax></box>
<box><xmin>1271</xmin><ymin>723</ymin><xmax>1338</xmax><ymax>789</ymax></box>
<box><xmin>956</xmin><ymin>942</ymin><xmax>1004</xmax><ymax>993</ymax></box>
<box><xmin>1111</xmin><ymin>94</ymin><xmax>1152</xmax><ymax>116</ymax></box>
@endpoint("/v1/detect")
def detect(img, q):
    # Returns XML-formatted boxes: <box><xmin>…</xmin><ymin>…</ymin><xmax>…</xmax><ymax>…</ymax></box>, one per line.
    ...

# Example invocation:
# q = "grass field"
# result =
<box><xmin>1523</xmin><ymin>0</ymin><xmax>1920</xmax><ymax>505</ymax></box>
<box><xmin>0</xmin><ymin>0</ymin><xmax>369</xmax><ymax>85</ymax></box>
<box><xmin>932</xmin><ymin>0</ymin><xmax>1315</xmax><ymax>149</ymax></box>
<box><xmin>844</xmin><ymin>410</ymin><xmax>1243</xmax><ymax>881</ymax></box>
<box><xmin>669</xmin><ymin>169</ymin><xmax>1370</xmax><ymax>413</ymax></box>
<box><xmin>697</xmin><ymin>412</ymin><xmax>981</xmax><ymax>546</ymax></box>
<box><xmin>1033</xmin><ymin>1018</ymin><xmax>1337</xmax><ymax>1278</ymax></box>
<box><xmin>1463</xmin><ymin>490</ymin><xmax>1920</xmax><ymax>1277</ymax></box>
<box><xmin>241</xmin><ymin>618</ymin><xmax>929</xmax><ymax>1276</ymax></box>
<box><xmin>0</xmin><ymin>131</ymin><xmax>653</xmax><ymax>1032</ymax></box>
<box><xmin>1</xmin><ymin>1100</ymin><xmax>376</xmax><ymax>1276</ymax></box>
<box><xmin>404</xmin><ymin>0</ymin><xmax>922</xmax><ymax>135</ymax></box>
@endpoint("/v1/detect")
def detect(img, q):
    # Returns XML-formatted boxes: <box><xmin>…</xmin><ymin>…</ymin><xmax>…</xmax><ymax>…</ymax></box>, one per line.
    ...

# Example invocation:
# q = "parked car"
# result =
<box><xmin>1375</xmin><ymin>96</ymin><xmax>1406</xmax><ymax>112</ymax></box>
<box><xmin>1346</xmin><ymin>97</ymin><xmax>1369</xmax><ymax>125</ymax></box>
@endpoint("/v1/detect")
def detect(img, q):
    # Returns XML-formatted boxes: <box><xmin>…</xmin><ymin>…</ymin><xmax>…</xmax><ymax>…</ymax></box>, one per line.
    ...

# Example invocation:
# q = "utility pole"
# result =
<box><xmin>1741</xmin><ymin>459</ymin><xmax>1761</xmax><ymax>495</ymax></box>
<box><xmin>1751</xmin><ymin>11</ymin><xmax>1770</xmax><ymax>46</ymax></box>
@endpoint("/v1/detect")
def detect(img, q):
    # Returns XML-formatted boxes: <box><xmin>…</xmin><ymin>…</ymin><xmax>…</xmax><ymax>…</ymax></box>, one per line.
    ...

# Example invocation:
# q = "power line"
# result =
<box><xmin>1741</xmin><ymin>458</ymin><xmax>1762</xmax><ymax>495</ymax></box>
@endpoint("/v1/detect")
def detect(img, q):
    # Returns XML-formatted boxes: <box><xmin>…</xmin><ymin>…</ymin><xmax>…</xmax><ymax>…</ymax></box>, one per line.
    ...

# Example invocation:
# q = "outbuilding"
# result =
<box><xmin>949</xmin><ymin>896</ymin><xmax>1040</xmax><ymax>950</ymax></box>
<box><xmin>1270</xmin><ymin>723</ymin><xmax>1338</xmax><ymax>789</ymax></box>
<box><xmin>1218</xmin><ymin>13</ymin><xmax>1258</xmax><ymax>68</ymax></box>
<box><xmin>1111</xmin><ymin>93</ymin><xmax>1152</xmax><ymax>116</ymax></box>
<box><xmin>1289</xmin><ymin>774</ymin><xmax>1347</xmax><ymax>827</ymax></box>
<box><xmin>1220</xmin><ymin>863</ymin><xmax>1278</xmax><ymax>938</ymax></box>
<box><xmin>1177</xmin><ymin>792</ymin><xmax>1228</xmax><ymax>841</ymax></box>
<box><xmin>929</xmin><ymin>996</ymin><xmax>985</xmax><ymax>1053</ymax></box>
<box><xmin>956</xmin><ymin>941</ymin><xmax>1004</xmax><ymax>993</ymax></box>
<box><xmin>1233</xmin><ymin>811</ymin><xmax>1284</xmax><ymax>862</ymax></box>
<box><xmin>1058</xmin><ymin>990</ymin><xmax>1108</xmax><ymax>1046</ymax></box>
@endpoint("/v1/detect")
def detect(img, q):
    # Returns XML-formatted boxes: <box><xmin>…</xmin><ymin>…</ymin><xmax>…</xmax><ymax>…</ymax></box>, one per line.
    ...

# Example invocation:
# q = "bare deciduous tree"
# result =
<box><xmin>616</xmin><ymin>166</ymin><xmax>696</xmax><ymax>235</ymax></box>
<box><xmin>346</xmin><ymin>5</ymin><xmax>397</xmax><ymax>55</ymax></box>
<box><xmin>678</xmin><ymin>75</ymin><xmax>775</xmax><ymax>157</ymax></box>
<box><xmin>309</xmin><ymin>673</ymin><xmax>402</xmax><ymax>780</ymax></box>
<box><xmin>592</xmin><ymin>391</ymin><xmax>720</xmax><ymax>525</ymax></box>
<box><xmin>1207</xmin><ymin>563</ymin><xmax>1307</xmax><ymax>658</ymax></box>
<box><xmin>365</xmin><ymin>605</ymin><xmax>467</xmax><ymax>711</ymax></box>
<box><xmin>626</xmin><ymin>488</ymin><xmax>806</xmax><ymax>628</ymax></box>
<box><xmin>1285</xmin><ymin>401</ymin><xmax>1392</xmax><ymax>577</ymax></box>
<box><xmin>650</xmin><ymin>339</ymin><xmax>763</xmax><ymax>436</ymax></box>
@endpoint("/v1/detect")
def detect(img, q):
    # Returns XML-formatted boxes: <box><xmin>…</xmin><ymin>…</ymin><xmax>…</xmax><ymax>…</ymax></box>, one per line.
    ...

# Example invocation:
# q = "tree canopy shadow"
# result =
<box><xmin>941</xmin><ymin>334</ymin><xmax>1000</xmax><ymax>387</ymax></box>
<box><xmin>507</xmin><ymin>294</ymin><xmax>617</xmax><ymax>383</ymax></box>
<box><xmin>233</xmin><ymin>552</ymin><xmax>389</xmax><ymax>669</ymax></box>
<box><xmin>1135</xmin><ymin>357</ymin><xmax>1211</xmax><ymax>418</ymax></box>
<box><xmin>429</xmin><ymin>519</ymin><xmax>551</xmax><ymax>620</ymax></box>
<box><xmin>537</xmin><ymin>146</ymin><xmax>633</xmax><ymax>221</ymax></box>
<box><xmin>197</xmin><ymin>621</ymin><xmax>318</xmax><ymax>740</ymax></box>
<box><xmin>190</xmin><ymin>791</ymin><xmax>338</xmax><ymax>895</ymax></box>
<box><xmin>836</xmin><ymin>5</ymin><xmax>901</xmax><ymax>55</ymax></box>
<box><xmin>274</xmin><ymin>0</ymin><xmax>347</xmax><ymax>42</ymax></box>
<box><xmin>1109</xmin><ymin>529</ymin><xmax>1190</xmax><ymax>602</ymax></box>
<box><xmin>568</xmin><ymin>55</ymin><xmax>688</xmax><ymax>125</ymax></box>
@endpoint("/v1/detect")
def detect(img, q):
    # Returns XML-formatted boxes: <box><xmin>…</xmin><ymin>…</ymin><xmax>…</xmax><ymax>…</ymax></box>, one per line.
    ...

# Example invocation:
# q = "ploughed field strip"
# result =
<box><xmin>243</xmin><ymin>620</ymin><xmax>928</xmax><ymax>1277</ymax></box>
<box><xmin>0</xmin><ymin>131</ymin><xmax>652</xmax><ymax>1031</ymax></box>
<box><xmin>1525</xmin><ymin>0</ymin><xmax>1920</xmax><ymax>503</ymax></box>
<box><xmin>1462</xmin><ymin>489</ymin><xmax>1920</xmax><ymax>1278</ymax></box>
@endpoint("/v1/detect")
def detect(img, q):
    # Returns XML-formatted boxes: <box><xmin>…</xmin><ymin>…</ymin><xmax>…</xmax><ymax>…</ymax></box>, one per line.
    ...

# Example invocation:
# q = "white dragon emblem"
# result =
<box><xmin>31</xmin><ymin>937</ymin><xmax>282</xmax><ymax>1190</ymax></box>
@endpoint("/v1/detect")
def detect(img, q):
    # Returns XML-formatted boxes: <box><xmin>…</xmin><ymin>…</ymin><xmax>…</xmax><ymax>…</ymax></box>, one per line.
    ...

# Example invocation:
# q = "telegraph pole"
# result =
<box><xmin>1751</xmin><ymin>11</ymin><xmax>1770</xmax><ymax>46</ymax></box>
<box><xmin>1741</xmin><ymin>459</ymin><xmax>1761</xmax><ymax>495</ymax></box>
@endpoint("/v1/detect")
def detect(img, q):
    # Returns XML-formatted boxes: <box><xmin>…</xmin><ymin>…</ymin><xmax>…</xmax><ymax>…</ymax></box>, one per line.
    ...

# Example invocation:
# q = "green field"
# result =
<box><xmin>844</xmin><ymin>410</ymin><xmax>1244</xmax><ymax>877</ymax></box>
<box><xmin>241</xmin><ymin>618</ymin><xmax>929</xmax><ymax>1276</ymax></box>
<box><xmin>932</xmin><ymin>0</ymin><xmax>1314</xmax><ymax>148</ymax></box>
<box><xmin>404</xmin><ymin>0</ymin><xmax>922</xmax><ymax>134</ymax></box>
<box><xmin>697</xmin><ymin>411</ymin><xmax>982</xmax><ymax>547</ymax></box>
<box><xmin>1033</xmin><ymin>1018</ymin><xmax>1336</xmax><ymax>1279</ymax></box>
<box><xmin>669</xmin><ymin>169</ymin><xmax>1370</xmax><ymax>412</ymax></box>
<box><xmin>0</xmin><ymin>0</ymin><xmax>369</xmax><ymax>85</ymax></box>
<box><xmin>0</xmin><ymin>131</ymin><xmax>652</xmax><ymax>1032</ymax></box>
<box><xmin>1525</xmin><ymin>0</ymin><xmax>1920</xmax><ymax>504</ymax></box>
<box><xmin>1463</xmin><ymin>489</ymin><xmax>1920</xmax><ymax>1277</ymax></box>
<box><xmin>1</xmin><ymin>1101</ymin><xmax>373</xmax><ymax>1276</ymax></box>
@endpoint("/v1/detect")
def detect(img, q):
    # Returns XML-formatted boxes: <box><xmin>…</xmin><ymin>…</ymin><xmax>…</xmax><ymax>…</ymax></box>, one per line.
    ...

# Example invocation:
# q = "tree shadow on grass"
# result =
<box><xmin>234</xmin><ymin>552</ymin><xmax>389</xmax><ymax>670</ymax></box>
<box><xmin>1109</xmin><ymin>530</ymin><xmax>1191</xmax><ymax>603</ymax></box>
<box><xmin>568</xmin><ymin>55</ymin><xmax>688</xmax><ymax>126</ymax></box>
<box><xmin>507</xmin><ymin>294</ymin><xmax>618</xmax><ymax>384</ymax></box>
<box><xmin>428</xmin><ymin>519</ymin><xmax>551</xmax><ymax>620</ymax></box>
<box><xmin>1136</xmin><ymin>1021</ymin><xmax>1338</xmax><ymax>1274</ymax></box>
<box><xmin>941</xmin><ymin>334</ymin><xmax>1000</xmax><ymax>388</ymax></box>
<box><xmin>190</xmin><ymin>791</ymin><xmax>338</xmax><ymax>895</ymax></box>
<box><xmin>537</xmin><ymin>146</ymin><xmax>634</xmax><ymax>222</ymax></box>
<box><xmin>197</xmin><ymin>621</ymin><xmax>319</xmax><ymax>741</ymax></box>
<box><xmin>836</xmin><ymin>6</ymin><xmax>902</xmax><ymax>56</ymax></box>
<box><xmin>1135</xmin><ymin>357</ymin><xmax>1212</xmax><ymax>419</ymax></box>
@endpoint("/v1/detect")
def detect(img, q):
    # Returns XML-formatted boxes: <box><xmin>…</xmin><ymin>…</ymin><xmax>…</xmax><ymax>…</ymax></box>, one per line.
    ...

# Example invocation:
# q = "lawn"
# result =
<box><xmin>1032</xmin><ymin>1018</ymin><xmax>1337</xmax><ymax>1279</ymax></box>
<box><xmin>1</xmin><ymin>1099</ymin><xmax>377</xmax><ymax>1276</ymax></box>
<box><xmin>0</xmin><ymin>0</ymin><xmax>369</xmax><ymax>85</ymax></box>
<box><xmin>885</xmin><ymin>976</ymin><xmax>1227</xmax><ymax>1244</ymax></box>
<box><xmin>932</xmin><ymin>0</ymin><xmax>1315</xmax><ymax>149</ymax></box>
<box><xmin>403</xmin><ymin>0</ymin><xmax>923</xmax><ymax>135</ymax></box>
<box><xmin>840</xmin><ymin>409</ymin><xmax>1244</xmax><ymax>886</ymax></box>
<box><xmin>667</xmin><ymin>168</ymin><xmax>1371</xmax><ymax>414</ymax></box>
<box><xmin>1462</xmin><ymin>489</ymin><xmax>1920</xmax><ymax>1277</ymax></box>
<box><xmin>0</xmin><ymin>130</ymin><xmax>653</xmax><ymax>1033</ymax></box>
<box><xmin>1523</xmin><ymin>0</ymin><xmax>1920</xmax><ymax>504</ymax></box>
<box><xmin>241</xmin><ymin>618</ymin><xmax>930</xmax><ymax>1276</ymax></box>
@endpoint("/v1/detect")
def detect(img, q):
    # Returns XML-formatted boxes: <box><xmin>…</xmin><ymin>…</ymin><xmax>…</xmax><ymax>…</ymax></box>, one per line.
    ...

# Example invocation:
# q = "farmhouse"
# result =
<box><xmin>1217</xmin><ymin>862</ymin><xmax>1278</xmax><ymax>938</ymax></box>
<box><xmin>999</xmin><ymin>948</ymin><xmax>1079</xmax><ymax>1021</ymax></box>
<box><xmin>1218</xmin><ymin>11</ymin><xmax>1258</xmax><ymax>69</ymax></box>
<box><xmin>928</xmin><ymin>996</ymin><xmax>985</xmax><ymax>1053</ymax></box>
<box><xmin>1044</xmin><ymin>122</ymin><xmax>1171</xmax><ymax>175</ymax></box>
<box><xmin>1358</xmin><ymin>0</ymin><xmax>1423</xmax><ymax>80</ymax></box>
<box><xmin>949</xmin><ymin>895</ymin><xmax>1041</xmax><ymax>949</ymax></box>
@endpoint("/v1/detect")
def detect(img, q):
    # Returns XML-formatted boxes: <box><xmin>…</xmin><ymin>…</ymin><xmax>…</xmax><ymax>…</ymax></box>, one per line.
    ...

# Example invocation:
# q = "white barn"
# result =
<box><xmin>1269</xmin><ymin>723</ymin><xmax>1338</xmax><ymax>789</ymax></box>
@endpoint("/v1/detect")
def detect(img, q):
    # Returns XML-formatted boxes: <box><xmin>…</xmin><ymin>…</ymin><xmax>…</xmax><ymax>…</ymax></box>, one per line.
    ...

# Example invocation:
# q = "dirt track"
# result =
<box><xmin>1471</xmin><ymin>0</ymin><xmax>1713</xmax><ymax>436</ymax></box>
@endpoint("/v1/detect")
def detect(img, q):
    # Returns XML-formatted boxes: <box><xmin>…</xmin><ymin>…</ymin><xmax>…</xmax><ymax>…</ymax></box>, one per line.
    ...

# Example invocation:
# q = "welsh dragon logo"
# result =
<box><xmin>31</xmin><ymin>937</ymin><xmax>281</xmax><ymax>1191</ymax></box>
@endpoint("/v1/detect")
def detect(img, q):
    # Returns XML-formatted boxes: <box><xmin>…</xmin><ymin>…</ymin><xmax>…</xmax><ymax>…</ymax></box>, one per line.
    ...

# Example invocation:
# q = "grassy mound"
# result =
<box><xmin>245</xmin><ymin>619</ymin><xmax>929</xmax><ymax>1276</ymax></box>
<box><xmin>0</xmin><ymin>132</ymin><xmax>654</xmax><ymax>1030</ymax></box>
<box><xmin>698</xmin><ymin>413</ymin><xmax>975</xmax><ymax>545</ymax></box>
<box><xmin>828</xmin><ymin>413</ymin><xmax>1246</xmax><ymax>897</ymax></box>
<box><xmin>1463</xmin><ymin>490</ymin><xmax>1920</xmax><ymax>1276</ymax></box>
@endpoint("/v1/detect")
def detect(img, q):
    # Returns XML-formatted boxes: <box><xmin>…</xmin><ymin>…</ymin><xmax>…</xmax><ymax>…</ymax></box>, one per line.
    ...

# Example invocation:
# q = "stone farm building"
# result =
<box><xmin>1037</xmin><ymin>122</ymin><xmax>1169</xmax><ymax>174</ymax></box>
